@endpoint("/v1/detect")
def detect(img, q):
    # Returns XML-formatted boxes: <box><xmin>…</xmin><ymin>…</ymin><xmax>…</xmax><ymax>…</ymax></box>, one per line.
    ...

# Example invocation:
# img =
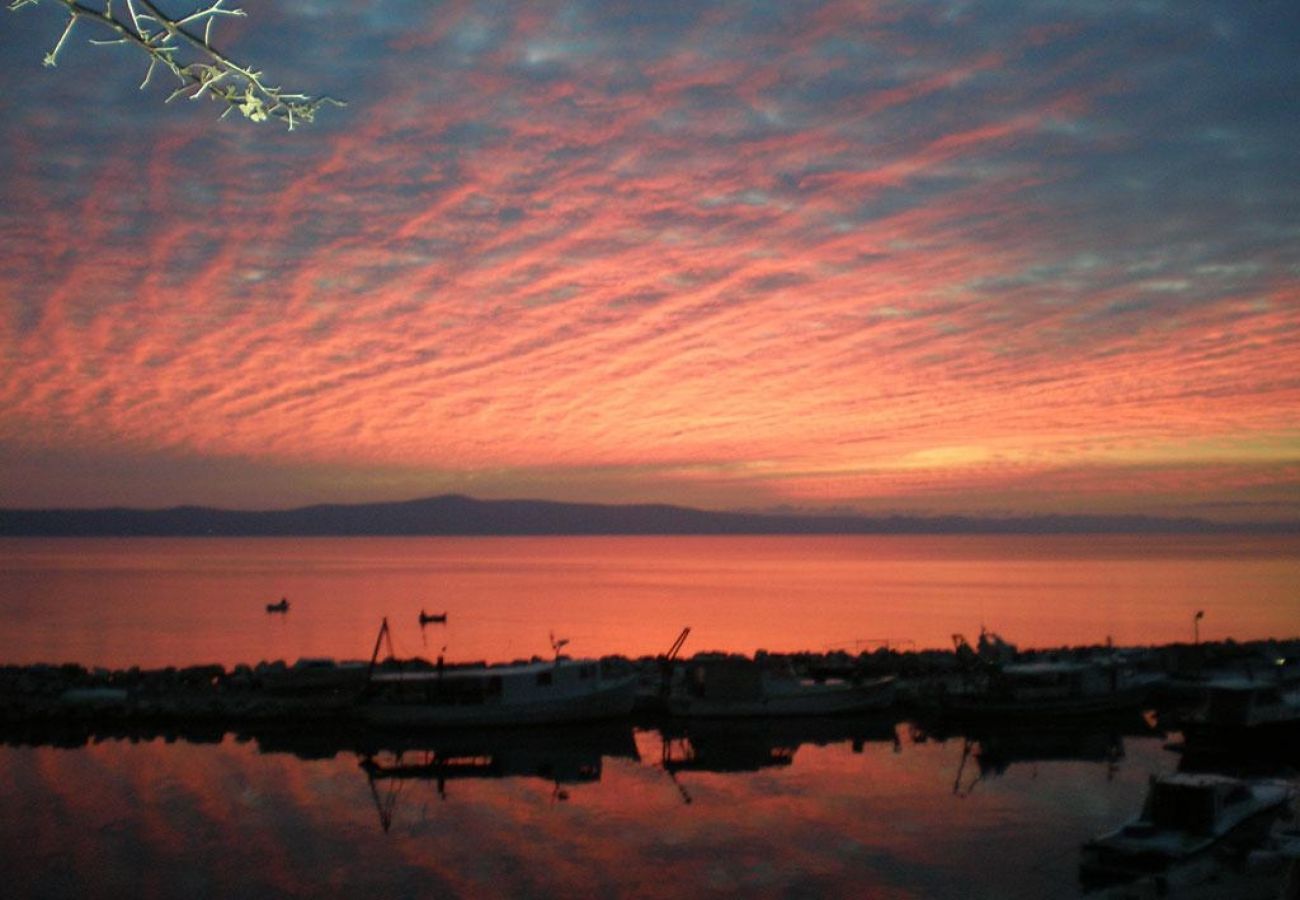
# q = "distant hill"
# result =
<box><xmin>0</xmin><ymin>494</ymin><xmax>1296</xmax><ymax>536</ymax></box>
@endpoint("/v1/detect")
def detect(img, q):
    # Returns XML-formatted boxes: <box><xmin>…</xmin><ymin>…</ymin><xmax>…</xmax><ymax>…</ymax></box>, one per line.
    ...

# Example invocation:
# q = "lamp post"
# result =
<box><xmin>1194</xmin><ymin>610</ymin><xmax>1204</xmax><ymax>645</ymax></box>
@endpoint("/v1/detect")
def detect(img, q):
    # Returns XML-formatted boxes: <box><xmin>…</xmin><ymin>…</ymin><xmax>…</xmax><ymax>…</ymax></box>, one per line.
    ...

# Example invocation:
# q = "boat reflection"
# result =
<box><xmin>910</xmin><ymin>714</ymin><xmax>1159</xmax><ymax>797</ymax></box>
<box><xmin>0</xmin><ymin>718</ymin><xmax>642</xmax><ymax>833</ymax></box>
<box><xmin>657</xmin><ymin>714</ymin><xmax>901</xmax><ymax>803</ymax></box>
<box><xmin>245</xmin><ymin>719</ymin><xmax>636</xmax><ymax>769</ymax></box>
<box><xmin>352</xmin><ymin>721</ymin><xmax>639</xmax><ymax>787</ymax></box>
<box><xmin>343</xmin><ymin>722</ymin><xmax>640</xmax><ymax>830</ymax></box>
<box><xmin>240</xmin><ymin>721</ymin><xmax>639</xmax><ymax>824</ymax></box>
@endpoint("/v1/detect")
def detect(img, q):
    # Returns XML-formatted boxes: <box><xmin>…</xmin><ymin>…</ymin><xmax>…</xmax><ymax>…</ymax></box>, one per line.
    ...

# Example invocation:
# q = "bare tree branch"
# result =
<box><xmin>9</xmin><ymin>0</ymin><xmax>346</xmax><ymax>129</ymax></box>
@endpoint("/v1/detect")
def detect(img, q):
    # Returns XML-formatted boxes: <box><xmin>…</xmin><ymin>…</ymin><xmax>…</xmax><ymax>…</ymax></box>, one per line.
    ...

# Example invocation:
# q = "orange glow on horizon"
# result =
<box><xmin>0</xmin><ymin>3</ymin><xmax>1296</xmax><ymax>517</ymax></box>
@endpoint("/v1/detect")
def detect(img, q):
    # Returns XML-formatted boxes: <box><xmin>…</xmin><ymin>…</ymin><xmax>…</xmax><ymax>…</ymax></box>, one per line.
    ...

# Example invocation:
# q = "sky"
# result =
<box><xmin>0</xmin><ymin>0</ymin><xmax>1297</xmax><ymax>521</ymax></box>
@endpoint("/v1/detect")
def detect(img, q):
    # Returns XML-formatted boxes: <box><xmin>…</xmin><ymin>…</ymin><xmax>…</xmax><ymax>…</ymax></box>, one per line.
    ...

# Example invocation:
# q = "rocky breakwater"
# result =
<box><xmin>2</xmin><ymin>635</ymin><xmax>1297</xmax><ymax>737</ymax></box>
<box><xmin>0</xmin><ymin>658</ymin><xmax>372</xmax><ymax>730</ymax></box>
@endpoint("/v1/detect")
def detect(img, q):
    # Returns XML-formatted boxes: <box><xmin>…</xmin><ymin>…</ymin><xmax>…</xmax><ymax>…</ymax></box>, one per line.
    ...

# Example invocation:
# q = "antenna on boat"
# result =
<box><xmin>549</xmin><ymin>631</ymin><xmax>570</xmax><ymax>661</ymax></box>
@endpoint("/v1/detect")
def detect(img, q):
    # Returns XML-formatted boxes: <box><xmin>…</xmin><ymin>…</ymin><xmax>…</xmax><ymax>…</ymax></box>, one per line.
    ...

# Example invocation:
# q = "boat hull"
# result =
<box><xmin>669</xmin><ymin>677</ymin><xmax>896</xmax><ymax>718</ymax></box>
<box><xmin>1078</xmin><ymin>781</ymin><xmax>1291</xmax><ymax>887</ymax></box>
<box><xmin>361</xmin><ymin>675</ymin><xmax>638</xmax><ymax>728</ymax></box>
<box><xmin>1080</xmin><ymin>807</ymin><xmax>1284</xmax><ymax>887</ymax></box>
<box><xmin>941</xmin><ymin>684</ymin><xmax>1149</xmax><ymax>720</ymax></box>
<box><xmin>1182</xmin><ymin>717</ymin><xmax>1300</xmax><ymax>747</ymax></box>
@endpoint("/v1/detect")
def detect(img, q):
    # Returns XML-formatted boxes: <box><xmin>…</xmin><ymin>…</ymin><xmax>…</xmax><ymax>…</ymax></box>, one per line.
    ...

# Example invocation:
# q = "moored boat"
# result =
<box><xmin>938</xmin><ymin>659</ymin><xmax>1157</xmax><ymax>719</ymax></box>
<box><xmin>361</xmin><ymin>657</ymin><xmax>639</xmax><ymax>727</ymax></box>
<box><xmin>1080</xmin><ymin>773</ymin><xmax>1292</xmax><ymax>887</ymax></box>
<box><xmin>667</xmin><ymin>656</ymin><xmax>896</xmax><ymax>718</ymax></box>
<box><xmin>1180</xmin><ymin>678</ymin><xmax>1300</xmax><ymax>749</ymax></box>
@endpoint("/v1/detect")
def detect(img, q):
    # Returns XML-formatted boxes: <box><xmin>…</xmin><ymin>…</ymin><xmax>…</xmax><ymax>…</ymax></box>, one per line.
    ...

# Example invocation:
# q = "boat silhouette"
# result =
<box><xmin>350</xmin><ymin>722</ymin><xmax>640</xmax><ymax>829</ymax></box>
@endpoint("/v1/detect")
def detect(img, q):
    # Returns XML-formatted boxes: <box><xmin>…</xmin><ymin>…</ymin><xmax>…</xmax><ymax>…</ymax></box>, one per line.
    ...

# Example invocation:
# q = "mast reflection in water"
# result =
<box><xmin>5</xmin><ymin>715</ymin><xmax>1271</xmax><ymax>899</ymax></box>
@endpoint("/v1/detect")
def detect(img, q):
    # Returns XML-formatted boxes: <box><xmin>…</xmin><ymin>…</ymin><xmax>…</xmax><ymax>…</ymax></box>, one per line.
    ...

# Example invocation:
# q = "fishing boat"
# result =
<box><xmin>1080</xmin><ymin>773</ymin><xmax>1292</xmax><ymax>886</ymax></box>
<box><xmin>1180</xmin><ymin>677</ymin><xmax>1300</xmax><ymax>748</ymax></box>
<box><xmin>266</xmin><ymin>597</ymin><xmax>290</xmax><ymax>613</ymax></box>
<box><xmin>359</xmin><ymin>621</ymin><xmax>638</xmax><ymax>727</ymax></box>
<box><xmin>362</xmin><ymin>659</ymin><xmax>639</xmax><ymax>727</ymax></box>
<box><xmin>667</xmin><ymin>656</ymin><xmax>896</xmax><ymax>718</ymax></box>
<box><xmin>938</xmin><ymin>658</ymin><xmax>1156</xmax><ymax>719</ymax></box>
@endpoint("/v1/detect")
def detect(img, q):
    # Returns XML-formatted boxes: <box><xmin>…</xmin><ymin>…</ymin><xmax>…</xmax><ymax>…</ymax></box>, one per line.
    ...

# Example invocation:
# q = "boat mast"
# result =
<box><xmin>367</xmin><ymin>617</ymin><xmax>397</xmax><ymax>680</ymax></box>
<box><xmin>666</xmin><ymin>627</ymin><xmax>691</xmax><ymax>661</ymax></box>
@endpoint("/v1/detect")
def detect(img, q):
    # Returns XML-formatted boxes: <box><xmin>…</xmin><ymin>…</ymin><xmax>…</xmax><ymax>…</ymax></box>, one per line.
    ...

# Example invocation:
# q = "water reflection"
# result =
<box><xmin>656</xmin><ymin>715</ymin><xmax>902</xmax><ymax>806</ymax></box>
<box><xmin>935</xmin><ymin>716</ymin><xmax>1159</xmax><ymax>798</ymax></box>
<box><xmin>667</xmin><ymin>715</ymin><xmax>890</xmax><ymax>767</ymax></box>
<box><xmin>341</xmin><ymin>723</ymin><xmax>640</xmax><ymax>831</ymax></box>
<box><xmin>4</xmin><ymin>535</ymin><xmax>1298</xmax><ymax>668</ymax></box>
<box><xmin>1</xmin><ymin>715</ymin><xmax>1295</xmax><ymax>899</ymax></box>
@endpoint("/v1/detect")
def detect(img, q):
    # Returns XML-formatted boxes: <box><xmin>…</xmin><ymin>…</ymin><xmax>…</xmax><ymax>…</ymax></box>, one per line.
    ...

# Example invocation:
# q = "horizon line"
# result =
<box><xmin>2</xmin><ymin>492</ymin><xmax>1298</xmax><ymax>536</ymax></box>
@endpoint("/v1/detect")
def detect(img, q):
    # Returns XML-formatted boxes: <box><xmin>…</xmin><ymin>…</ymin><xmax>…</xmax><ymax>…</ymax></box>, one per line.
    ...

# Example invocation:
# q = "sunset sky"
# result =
<box><xmin>1</xmin><ymin>1</ymin><xmax>1297</xmax><ymax>520</ymax></box>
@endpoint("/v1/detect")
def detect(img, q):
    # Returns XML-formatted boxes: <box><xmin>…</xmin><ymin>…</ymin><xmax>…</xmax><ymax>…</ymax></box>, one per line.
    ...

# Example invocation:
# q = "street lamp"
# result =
<box><xmin>1194</xmin><ymin>610</ymin><xmax>1204</xmax><ymax>645</ymax></box>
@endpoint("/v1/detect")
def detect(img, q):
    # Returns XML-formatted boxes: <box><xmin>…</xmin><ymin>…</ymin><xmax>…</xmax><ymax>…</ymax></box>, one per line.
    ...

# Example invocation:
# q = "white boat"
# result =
<box><xmin>940</xmin><ymin>659</ymin><xmax>1156</xmax><ymax>718</ymax></box>
<box><xmin>1080</xmin><ymin>773</ymin><xmax>1292</xmax><ymax>886</ymax></box>
<box><xmin>361</xmin><ymin>658</ymin><xmax>639</xmax><ymax>727</ymax></box>
<box><xmin>1181</xmin><ymin>678</ymin><xmax>1300</xmax><ymax>747</ymax></box>
<box><xmin>667</xmin><ymin>657</ymin><xmax>896</xmax><ymax>718</ymax></box>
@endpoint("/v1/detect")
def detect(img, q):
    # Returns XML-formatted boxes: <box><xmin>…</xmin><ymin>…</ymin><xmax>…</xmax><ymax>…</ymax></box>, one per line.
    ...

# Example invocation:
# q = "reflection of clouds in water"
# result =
<box><xmin>239</xmin><ymin>784</ymin><xmax>264</xmax><ymax>809</ymax></box>
<box><xmin>0</xmin><ymin>727</ymin><xmax>1221</xmax><ymax>898</ymax></box>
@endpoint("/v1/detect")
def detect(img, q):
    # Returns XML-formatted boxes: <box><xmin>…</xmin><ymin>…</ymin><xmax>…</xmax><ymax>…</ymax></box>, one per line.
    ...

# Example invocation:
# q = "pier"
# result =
<box><xmin>2</xmin><ymin>636</ymin><xmax>1296</xmax><ymax>735</ymax></box>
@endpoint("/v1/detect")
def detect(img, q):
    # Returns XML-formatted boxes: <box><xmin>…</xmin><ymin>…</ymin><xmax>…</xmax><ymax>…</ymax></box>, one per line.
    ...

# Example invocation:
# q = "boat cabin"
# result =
<box><xmin>1200</xmin><ymin>679</ymin><xmax>1294</xmax><ymax>726</ymax></box>
<box><xmin>368</xmin><ymin>658</ymin><xmax>609</xmax><ymax>708</ymax></box>
<box><xmin>1140</xmin><ymin>774</ymin><xmax>1254</xmax><ymax>837</ymax></box>
<box><xmin>992</xmin><ymin>661</ymin><xmax>1120</xmax><ymax>700</ymax></box>
<box><xmin>679</xmin><ymin>658</ymin><xmax>768</xmax><ymax>703</ymax></box>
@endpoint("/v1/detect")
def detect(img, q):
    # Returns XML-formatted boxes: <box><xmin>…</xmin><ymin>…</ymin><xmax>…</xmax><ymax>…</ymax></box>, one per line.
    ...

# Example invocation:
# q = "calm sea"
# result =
<box><xmin>0</xmin><ymin>534</ymin><xmax>1296</xmax><ymax>668</ymax></box>
<box><xmin>2</xmin><ymin>535</ymin><xmax>1298</xmax><ymax>898</ymax></box>
<box><xmin>3</xmin><ymin>720</ymin><xmax>1192</xmax><ymax>899</ymax></box>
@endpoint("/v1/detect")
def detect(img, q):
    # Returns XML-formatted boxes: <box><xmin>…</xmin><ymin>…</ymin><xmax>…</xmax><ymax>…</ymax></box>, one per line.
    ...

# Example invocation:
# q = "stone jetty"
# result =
<box><xmin>2</xmin><ymin>636</ymin><xmax>1296</xmax><ymax>736</ymax></box>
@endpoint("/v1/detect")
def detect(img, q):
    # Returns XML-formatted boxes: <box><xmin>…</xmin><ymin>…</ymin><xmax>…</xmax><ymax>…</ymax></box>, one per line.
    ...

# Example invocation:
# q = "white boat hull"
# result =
<box><xmin>362</xmin><ymin>675</ymin><xmax>638</xmax><ymax>727</ymax></box>
<box><xmin>1079</xmin><ymin>778</ymin><xmax>1291</xmax><ymax>886</ymax></box>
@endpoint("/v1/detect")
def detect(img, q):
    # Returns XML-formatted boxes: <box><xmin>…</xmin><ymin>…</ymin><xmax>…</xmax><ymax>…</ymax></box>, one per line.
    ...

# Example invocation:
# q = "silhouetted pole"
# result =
<box><xmin>1193</xmin><ymin>610</ymin><xmax>1204</xmax><ymax>645</ymax></box>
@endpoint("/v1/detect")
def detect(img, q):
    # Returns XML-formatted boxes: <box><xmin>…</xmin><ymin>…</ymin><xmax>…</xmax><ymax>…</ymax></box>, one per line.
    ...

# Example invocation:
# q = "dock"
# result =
<box><xmin>1</xmin><ymin>636</ymin><xmax>1296</xmax><ymax>736</ymax></box>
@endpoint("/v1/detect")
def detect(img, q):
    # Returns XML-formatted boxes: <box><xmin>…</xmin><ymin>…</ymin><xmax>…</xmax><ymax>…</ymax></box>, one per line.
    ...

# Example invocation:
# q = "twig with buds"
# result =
<box><xmin>9</xmin><ymin>0</ymin><xmax>345</xmax><ymax>129</ymax></box>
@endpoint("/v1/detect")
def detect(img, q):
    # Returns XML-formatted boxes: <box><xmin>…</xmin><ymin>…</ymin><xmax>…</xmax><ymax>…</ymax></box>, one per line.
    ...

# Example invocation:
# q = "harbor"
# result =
<box><xmin>3</xmin><ymin>632</ymin><xmax>1296</xmax><ymax>732</ymax></box>
<box><xmin>3</xmin><ymin>633</ymin><xmax>1298</xmax><ymax>899</ymax></box>
<box><xmin>2</xmin><ymin>533</ymin><xmax>1296</xmax><ymax>896</ymax></box>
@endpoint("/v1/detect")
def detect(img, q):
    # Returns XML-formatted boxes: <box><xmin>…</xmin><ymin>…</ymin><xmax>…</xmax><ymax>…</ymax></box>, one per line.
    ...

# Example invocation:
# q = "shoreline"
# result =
<box><xmin>3</xmin><ymin>635</ymin><xmax>1296</xmax><ymax>731</ymax></box>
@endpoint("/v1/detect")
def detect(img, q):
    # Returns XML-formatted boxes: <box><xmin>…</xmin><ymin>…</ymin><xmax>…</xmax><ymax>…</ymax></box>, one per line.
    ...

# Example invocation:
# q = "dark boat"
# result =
<box><xmin>419</xmin><ymin>610</ymin><xmax>447</xmax><ymax>625</ymax></box>
<box><xmin>266</xmin><ymin>597</ymin><xmax>290</xmax><ymax>613</ymax></box>
<box><xmin>936</xmin><ymin>659</ymin><xmax>1159</xmax><ymax>720</ymax></box>
<box><xmin>1181</xmin><ymin>678</ymin><xmax>1300</xmax><ymax>751</ymax></box>
<box><xmin>1080</xmin><ymin>773</ymin><xmax>1292</xmax><ymax>887</ymax></box>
